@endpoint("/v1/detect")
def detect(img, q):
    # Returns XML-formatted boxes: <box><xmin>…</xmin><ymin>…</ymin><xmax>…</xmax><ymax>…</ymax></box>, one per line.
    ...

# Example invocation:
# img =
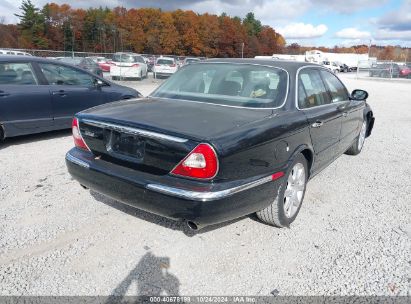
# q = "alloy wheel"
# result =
<box><xmin>358</xmin><ymin>120</ymin><xmax>367</xmax><ymax>151</ymax></box>
<box><xmin>283</xmin><ymin>163</ymin><xmax>306</xmax><ymax>218</ymax></box>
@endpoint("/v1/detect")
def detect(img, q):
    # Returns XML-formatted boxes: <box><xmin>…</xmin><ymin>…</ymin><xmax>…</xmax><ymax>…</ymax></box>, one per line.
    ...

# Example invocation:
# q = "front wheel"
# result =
<box><xmin>345</xmin><ymin>119</ymin><xmax>367</xmax><ymax>155</ymax></box>
<box><xmin>256</xmin><ymin>154</ymin><xmax>308</xmax><ymax>227</ymax></box>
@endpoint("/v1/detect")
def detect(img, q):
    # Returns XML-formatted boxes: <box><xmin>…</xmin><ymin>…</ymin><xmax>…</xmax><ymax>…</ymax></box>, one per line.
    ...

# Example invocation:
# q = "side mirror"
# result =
<box><xmin>351</xmin><ymin>89</ymin><xmax>368</xmax><ymax>101</ymax></box>
<box><xmin>94</xmin><ymin>78</ymin><xmax>104</xmax><ymax>87</ymax></box>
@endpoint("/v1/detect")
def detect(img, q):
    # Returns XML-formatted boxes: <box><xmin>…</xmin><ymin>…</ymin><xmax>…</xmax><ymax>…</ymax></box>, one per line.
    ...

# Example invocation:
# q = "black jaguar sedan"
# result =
<box><xmin>66</xmin><ymin>59</ymin><xmax>375</xmax><ymax>230</ymax></box>
<box><xmin>0</xmin><ymin>56</ymin><xmax>140</xmax><ymax>140</ymax></box>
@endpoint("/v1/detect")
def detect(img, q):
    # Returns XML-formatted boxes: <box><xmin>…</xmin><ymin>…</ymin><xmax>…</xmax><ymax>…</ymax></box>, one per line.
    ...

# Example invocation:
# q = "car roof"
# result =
<box><xmin>157</xmin><ymin>57</ymin><xmax>175</xmax><ymax>61</ymax></box>
<box><xmin>203</xmin><ymin>58</ymin><xmax>321</xmax><ymax>73</ymax></box>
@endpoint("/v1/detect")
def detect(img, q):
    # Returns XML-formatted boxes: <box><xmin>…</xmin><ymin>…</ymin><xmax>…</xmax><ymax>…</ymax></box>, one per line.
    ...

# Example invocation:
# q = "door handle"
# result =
<box><xmin>311</xmin><ymin>121</ymin><xmax>323</xmax><ymax>128</ymax></box>
<box><xmin>52</xmin><ymin>90</ymin><xmax>67</xmax><ymax>97</ymax></box>
<box><xmin>337</xmin><ymin>102</ymin><xmax>350</xmax><ymax>112</ymax></box>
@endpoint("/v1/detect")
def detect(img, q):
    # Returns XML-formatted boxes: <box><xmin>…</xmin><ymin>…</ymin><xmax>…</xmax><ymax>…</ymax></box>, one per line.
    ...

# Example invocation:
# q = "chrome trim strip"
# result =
<box><xmin>149</xmin><ymin>62</ymin><xmax>290</xmax><ymax>110</ymax></box>
<box><xmin>65</xmin><ymin>152</ymin><xmax>90</xmax><ymax>169</ymax></box>
<box><xmin>146</xmin><ymin>175</ymin><xmax>273</xmax><ymax>202</ymax></box>
<box><xmin>80</xmin><ymin>119</ymin><xmax>188</xmax><ymax>143</ymax></box>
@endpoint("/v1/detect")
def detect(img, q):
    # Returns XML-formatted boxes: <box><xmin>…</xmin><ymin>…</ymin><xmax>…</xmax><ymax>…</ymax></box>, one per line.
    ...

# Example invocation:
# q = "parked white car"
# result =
<box><xmin>0</xmin><ymin>49</ymin><xmax>32</xmax><ymax>56</ymax></box>
<box><xmin>153</xmin><ymin>57</ymin><xmax>178</xmax><ymax>78</ymax></box>
<box><xmin>110</xmin><ymin>52</ymin><xmax>148</xmax><ymax>80</ymax></box>
<box><xmin>322</xmin><ymin>61</ymin><xmax>340</xmax><ymax>73</ymax></box>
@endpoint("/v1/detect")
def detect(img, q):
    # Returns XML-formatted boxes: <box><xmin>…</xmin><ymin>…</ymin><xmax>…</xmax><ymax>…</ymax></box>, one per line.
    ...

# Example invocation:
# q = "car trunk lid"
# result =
<box><xmin>77</xmin><ymin>97</ymin><xmax>272</xmax><ymax>175</ymax></box>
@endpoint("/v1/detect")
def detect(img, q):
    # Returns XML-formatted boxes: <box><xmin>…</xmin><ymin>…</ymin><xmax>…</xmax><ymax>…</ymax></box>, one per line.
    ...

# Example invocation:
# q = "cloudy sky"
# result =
<box><xmin>2</xmin><ymin>0</ymin><xmax>411</xmax><ymax>47</ymax></box>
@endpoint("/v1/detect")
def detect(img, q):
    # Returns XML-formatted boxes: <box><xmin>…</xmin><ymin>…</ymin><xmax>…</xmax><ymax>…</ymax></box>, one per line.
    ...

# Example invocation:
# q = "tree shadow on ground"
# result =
<box><xmin>105</xmin><ymin>252</ymin><xmax>180</xmax><ymax>304</ymax></box>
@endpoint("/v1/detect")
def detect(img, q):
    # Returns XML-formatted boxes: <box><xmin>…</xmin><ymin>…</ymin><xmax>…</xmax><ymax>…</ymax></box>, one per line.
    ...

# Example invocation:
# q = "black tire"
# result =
<box><xmin>256</xmin><ymin>154</ymin><xmax>308</xmax><ymax>227</ymax></box>
<box><xmin>345</xmin><ymin>118</ymin><xmax>367</xmax><ymax>155</ymax></box>
<box><xmin>0</xmin><ymin>125</ymin><xmax>4</xmax><ymax>142</ymax></box>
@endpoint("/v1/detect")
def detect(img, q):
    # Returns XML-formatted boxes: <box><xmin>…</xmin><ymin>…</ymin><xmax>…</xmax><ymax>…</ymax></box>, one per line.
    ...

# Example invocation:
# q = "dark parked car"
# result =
<box><xmin>369</xmin><ymin>63</ymin><xmax>400</xmax><ymax>78</ymax></box>
<box><xmin>57</xmin><ymin>57</ymin><xmax>103</xmax><ymax>77</ymax></box>
<box><xmin>66</xmin><ymin>59</ymin><xmax>375</xmax><ymax>230</ymax></box>
<box><xmin>0</xmin><ymin>56</ymin><xmax>140</xmax><ymax>140</ymax></box>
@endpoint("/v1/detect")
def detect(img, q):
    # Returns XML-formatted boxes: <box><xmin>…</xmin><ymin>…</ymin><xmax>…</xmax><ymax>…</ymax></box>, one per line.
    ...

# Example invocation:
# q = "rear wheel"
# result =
<box><xmin>256</xmin><ymin>154</ymin><xmax>308</xmax><ymax>227</ymax></box>
<box><xmin>345</xmin><ymin>118</ymin><xmax>367</xmax><ymax>155</ymax></box>
<box><xmin>0</xmin><ymin>125</ymin><xmax>4</xmax><ymax>142</ymax></box>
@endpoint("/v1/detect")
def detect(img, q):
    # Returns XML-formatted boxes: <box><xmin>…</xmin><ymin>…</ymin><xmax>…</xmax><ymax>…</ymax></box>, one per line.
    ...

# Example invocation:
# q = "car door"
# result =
<box><xmin>37</xmin><ymin>62</ymin><xmax>103</xmax><ymax>128</ymax></box>
<box><xmin>320</xmin><ymin>69</ymin><xmax>365</xmax><ymax>152</ymax></box>
<box><xmin>297</xmin><ymin>68</ymin><xmax>343</xmax><ymax>171</ymax></box>
<box><xmin>0</xmin><ymin>61</ymin><xmax>53</xmax><ymax>136</ymax></box>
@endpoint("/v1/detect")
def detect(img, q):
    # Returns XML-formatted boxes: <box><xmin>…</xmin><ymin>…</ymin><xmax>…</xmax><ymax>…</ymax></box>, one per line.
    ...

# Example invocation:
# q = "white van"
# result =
<box><xmin>0</xmin><ymin>49</ymin><xmax>32</xmax><ymax>56</ymax></box>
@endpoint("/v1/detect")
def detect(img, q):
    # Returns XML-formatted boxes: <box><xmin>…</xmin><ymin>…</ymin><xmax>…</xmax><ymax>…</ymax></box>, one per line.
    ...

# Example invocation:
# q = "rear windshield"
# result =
<box><xmin>151</xmin><ymin>63</ymin><xmax>288</xmax><ymax>108</ymax></box>
<box><xmin>113</xmin><ymin>54</ymin><xmax>144</xmax><ymax>63</ymax></box>
<box><xmin>157</xmin><ymin>59</ymin><xmax>174</xmax><ymax>65</ymax></box>
<box><xmin>59</xmin><ymin>57</ymin><xmax>82</xmax><ymax>65</ymax></box>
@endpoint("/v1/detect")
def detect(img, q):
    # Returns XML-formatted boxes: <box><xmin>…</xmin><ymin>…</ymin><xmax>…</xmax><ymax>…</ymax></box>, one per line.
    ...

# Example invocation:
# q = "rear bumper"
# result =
<box><xmin>66</xmin><ymin>148</ymin><xmax>282</xmax><ymax>227</ymax></box>
<box><xmin>154</xmin><ymin>72</ymin><xmax>175</xmax><ymax>77</ymax></box>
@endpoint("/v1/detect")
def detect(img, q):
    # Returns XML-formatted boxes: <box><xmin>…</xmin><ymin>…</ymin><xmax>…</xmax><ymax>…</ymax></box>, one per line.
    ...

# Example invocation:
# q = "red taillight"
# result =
<box><xmin>132</xmin><ymin>63</ymin><xmax>140</xmax><ymax>67</ymax></box>
<box><xmin>72</xmin><ymin>118</ymin><xmax>90</xmax><ymax>151</ymax></box>
<box><xmin>169</xmin><ymin>64</ymin><xmax>176</xmax><ymax>67</ymax></box>
<box><xmin>171</xmin><ymin>143</ymin><xmax>218</xmax><ymax>180</ymax></box>
<box><xmin>271</xmin><ymin>172</ymin><xmax>284</xmax><ymax>180</ymax></box>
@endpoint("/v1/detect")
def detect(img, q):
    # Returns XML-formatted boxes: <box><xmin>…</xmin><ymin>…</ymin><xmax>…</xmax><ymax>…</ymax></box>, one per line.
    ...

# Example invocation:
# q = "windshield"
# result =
<box><xmin>59</xmin><ymin>57</ymin><xmax>82</xmax><ymax>65</ymax></box>
<box><xmin>186</xmin><ymin>58</ymin><xmax>199</xmax><ymax>63</ymax></box>
<box><xmin>151</xmin><ymin>63</ymin><xmax>288</xmax><ymax>108</ymax></box>
<box><xmin>157</xmin><ymin>59</ymin><xmax>174</xmax><ymax>65</ymax></box>
<box><xmin>113</xmin><ymin>54</ymin><xmax>144</xmax><ymax>63</ymax></box>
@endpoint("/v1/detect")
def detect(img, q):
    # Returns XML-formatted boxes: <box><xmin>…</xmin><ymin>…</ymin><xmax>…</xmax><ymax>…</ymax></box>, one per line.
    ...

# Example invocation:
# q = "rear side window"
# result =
<box><xmin>320</xmin><ymin>70</ymin><xmax>349</xmax><ymax>102</ymax></box>
<box><xmin>0</xmin><ymin>62</ymin><xmax>38</xmax><ymax>85</ymax></box>
<box><xmin>39</xmin><ymin>63</ymin><xmax>94</xmax><ymax>86</ymax></box>
<box><xmin>298</xmin><ymin>69</ymin><xmax>331</xmax><ymax>109</ymax></box>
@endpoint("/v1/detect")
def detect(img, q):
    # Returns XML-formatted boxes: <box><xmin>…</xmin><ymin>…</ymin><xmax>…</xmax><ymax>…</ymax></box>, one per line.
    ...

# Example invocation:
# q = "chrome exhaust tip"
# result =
<box><xmin>186</xmin><ymin>221</ymin><xmax>199</xmax><ymax>231</ymax></box>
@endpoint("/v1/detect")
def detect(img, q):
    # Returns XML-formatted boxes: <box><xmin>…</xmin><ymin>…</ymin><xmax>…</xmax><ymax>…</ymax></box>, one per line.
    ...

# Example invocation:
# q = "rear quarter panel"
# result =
<box><xmin>212</xmin><ymin>109</ymin><xmax>312</xmax><ymax>181</ymax></box>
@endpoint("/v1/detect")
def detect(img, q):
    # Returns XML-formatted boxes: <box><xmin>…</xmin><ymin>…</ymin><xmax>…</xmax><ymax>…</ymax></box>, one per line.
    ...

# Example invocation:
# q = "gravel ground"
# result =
<box><xmin>0</xmin><ymin>73</ymin><xmax>410</xmax><ymax>296</ymax></box>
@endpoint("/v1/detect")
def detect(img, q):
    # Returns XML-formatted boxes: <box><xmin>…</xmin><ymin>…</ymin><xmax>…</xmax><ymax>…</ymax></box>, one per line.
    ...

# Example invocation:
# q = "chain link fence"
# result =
<box><xmin>0</xmin><ymin>48</ymin><xmax>115</xmax><ymax>59</ymax></box>
<box><xmin>357</xmin><ymin>59</ymin><xmax>411</xmax><ymax>80</ymax></box>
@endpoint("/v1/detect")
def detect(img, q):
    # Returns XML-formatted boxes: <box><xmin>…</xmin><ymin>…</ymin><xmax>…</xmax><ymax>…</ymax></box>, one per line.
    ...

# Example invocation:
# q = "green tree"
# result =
<box><xmin>15</xmin><ymin>0</ymin><xmax>48</xmax><ymax>48</ymax></box>
<box><xmin>243</xmin><ymin>12</ymin><xmax>262</xmax><ymax>36</ymax></box>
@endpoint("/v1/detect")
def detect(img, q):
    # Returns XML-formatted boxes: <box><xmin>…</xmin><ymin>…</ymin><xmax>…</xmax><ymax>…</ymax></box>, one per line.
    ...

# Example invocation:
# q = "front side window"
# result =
<box><xmin>39</xmin><ymin>63</ymin><xmax>94</xmax><ymax>86</ymax></box>
<box><xmin>151</xmin><ymin>63</ymin><xmax>288</xmax><ymax>108</ymax></box>
<box><xmin>320</xmin><ymin>70</ymin><xmax>349</xmax><ymax>102</ymax></box>
<box><xmin>0</xmin><ymin>62</ymin><xmax>38</xmax><ymax>85</ymax></box>
<box><xmin>298</xmin><ymin>68</ymin><xmax>331</xmax><ymax>109</ymax></box>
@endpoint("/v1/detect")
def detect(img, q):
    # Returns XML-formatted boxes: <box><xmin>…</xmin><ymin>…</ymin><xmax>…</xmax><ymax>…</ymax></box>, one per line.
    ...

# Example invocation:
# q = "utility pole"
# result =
<box><xmin>241</xmin><ymin>42</ymin><xmax>244</xmax><ymax>58</ymax></box>
<box><xmin>71</xmin><ymin>25</ymin><xmax>74</xmax><ymax>58</ymax></box>
<box><xmin>368</xmin><ymin>39</ymin><xmax>372</xmax><ymax>58</ymax></box>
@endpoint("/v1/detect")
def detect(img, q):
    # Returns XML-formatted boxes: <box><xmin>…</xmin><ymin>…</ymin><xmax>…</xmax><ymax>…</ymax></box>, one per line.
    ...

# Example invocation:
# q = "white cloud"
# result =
<box><xmin>335</xmin><ymin>28</ymin><xmax>371</xmax><ymax>39</ymax></box>
<box><xmin>310</xmin><ymin>0</ymin><xmax>389</xmax><ymax>14</ymax></box>
<box><xmin>374</xmin><ymin>29</ymin><xmax>411</xmax><ymax>41</ymax></box>
<box><xmin>277</xmin><ymin>23</ymin><xmax>328</xmax><ymax>39</ymax></box>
